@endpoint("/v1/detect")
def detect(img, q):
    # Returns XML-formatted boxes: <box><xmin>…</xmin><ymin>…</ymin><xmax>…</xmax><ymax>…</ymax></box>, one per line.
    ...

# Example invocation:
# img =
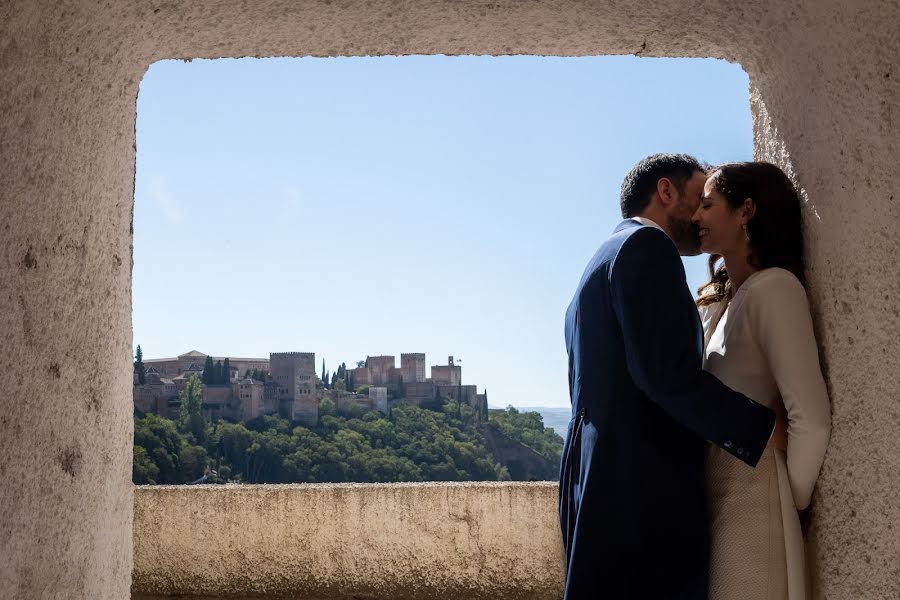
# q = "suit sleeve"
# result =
<box><xmin>749</xmin><ymin>273</ymin><xmax>831</xmax><ymax>508</ymax></box>
<box><xmin>610</xmin><ymin>228</ymin><xmax>776</xmax><ymax>467</ymax></box>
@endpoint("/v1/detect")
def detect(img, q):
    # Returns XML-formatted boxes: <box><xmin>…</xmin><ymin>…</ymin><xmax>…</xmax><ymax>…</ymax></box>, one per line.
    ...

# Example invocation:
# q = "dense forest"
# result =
<box><xmin>133</xmin><ymin>397</ymin><xmax>564</xmax><ymax>485</ymax></box>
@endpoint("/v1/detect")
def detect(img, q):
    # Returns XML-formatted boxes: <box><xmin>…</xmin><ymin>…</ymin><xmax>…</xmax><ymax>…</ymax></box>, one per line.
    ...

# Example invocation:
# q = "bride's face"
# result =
<box><xmin>692</xmin><ymin>176</ymin><xmax>746</xmax><ymax>256</ymax></box>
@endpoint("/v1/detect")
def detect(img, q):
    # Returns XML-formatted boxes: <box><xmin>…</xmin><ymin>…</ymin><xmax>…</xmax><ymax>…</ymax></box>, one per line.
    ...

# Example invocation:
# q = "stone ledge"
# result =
<box><xmin>133</xmin><ymin>482</ymin><xmax>564</xmax><ymax>599</ymax></box>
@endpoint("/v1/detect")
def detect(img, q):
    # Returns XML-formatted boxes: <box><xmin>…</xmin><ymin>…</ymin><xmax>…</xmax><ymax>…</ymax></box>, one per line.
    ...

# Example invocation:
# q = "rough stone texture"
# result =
<box><xmin>1</xmin><ymin>1</ymin><xmax>897</xmax><ymax>598</ymax></box>
<box><xmin>133</xmin><ymin>483</ymin><xmax>564</xmax><ymax>599</ymax></box>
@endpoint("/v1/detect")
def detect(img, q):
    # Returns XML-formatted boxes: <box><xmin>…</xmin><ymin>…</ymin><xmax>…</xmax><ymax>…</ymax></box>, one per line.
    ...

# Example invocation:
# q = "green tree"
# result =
<box><xmin>210</xmin><ymin>421</ymin><xmax>254</xmax><ymax>480</ymax></box>
<box><xmin>132</xmin><ymin>445</ymin><xmax>159</xmax><ymax>484</ymax></box>
<box><xmin>321</xmin><ymin>360</ymin><xmax>327</xmax><ymax>385</ymax></box>
<box><xmin>223</xmin><ymin>357</ymin><xmax>231</xmax><ymax>383</ymax></box>
<box><xmin>319</xmin><ymin>396</ymin><xmax>337</xmax><ymax>417</ymax></box>
<box><xmin>177</xmin><ymin>445</ymin><xmax>209</xmax><ymax>482</ymax></box>
<box><xmin>179</xmin><ymin>374</ymin><xmax>206</xmax><ymax>445</ymax></box>
<box><xmin>133</xmin><ymin>414</ymin><xmax>183</xmax><ymax>483</ymax></box>
<box><xmin>134</xmin><ymin>345</ymin><xmax>146</xmax><ymax>385</ymax></box>
<box><xmin>245</xmin><ymin>428</ymin><xmax>292</xmax><ymax>482</ymax></box>
<box><xmin>334</xmin><ymin>378</ymin><xmax>346</xmax><ymax>392</ymax></box>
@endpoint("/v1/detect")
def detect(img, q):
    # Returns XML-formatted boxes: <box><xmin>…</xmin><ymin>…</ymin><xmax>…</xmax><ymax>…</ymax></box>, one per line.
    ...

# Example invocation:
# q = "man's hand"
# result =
<box><xmin>768</xmin><ymin>415</ymin><xmax>788</xmax><ymax>451</ymax></box>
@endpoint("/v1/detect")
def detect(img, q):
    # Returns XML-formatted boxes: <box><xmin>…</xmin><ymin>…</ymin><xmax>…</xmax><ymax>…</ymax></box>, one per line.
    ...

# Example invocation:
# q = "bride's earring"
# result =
<box><xmin>742</xmin><ymin>223</ymin><xmax>750</xmax><ymax>242</ymax></box>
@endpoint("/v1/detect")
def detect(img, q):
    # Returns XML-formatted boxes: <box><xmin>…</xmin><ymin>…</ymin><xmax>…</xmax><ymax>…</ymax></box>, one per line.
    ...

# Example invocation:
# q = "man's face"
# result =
<box><xmin>667</xmin><ymin>170</ymin><xmax>707</xmax><ymax>256</ymax></box>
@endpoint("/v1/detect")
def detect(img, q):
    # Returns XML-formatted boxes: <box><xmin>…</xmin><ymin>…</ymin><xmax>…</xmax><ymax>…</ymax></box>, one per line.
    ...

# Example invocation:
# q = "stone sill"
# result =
<box><xmin>133</xmin><ymin>482</ymin><xmax>564</xmax><ymax>599</ymax></box>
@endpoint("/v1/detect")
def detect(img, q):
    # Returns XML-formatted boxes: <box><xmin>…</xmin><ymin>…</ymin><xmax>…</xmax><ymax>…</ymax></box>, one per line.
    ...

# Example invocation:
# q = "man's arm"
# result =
<box><xmin>610</xmin><ymin>227</ymin><xmax>775</xmax><ymax>467</ymax></box>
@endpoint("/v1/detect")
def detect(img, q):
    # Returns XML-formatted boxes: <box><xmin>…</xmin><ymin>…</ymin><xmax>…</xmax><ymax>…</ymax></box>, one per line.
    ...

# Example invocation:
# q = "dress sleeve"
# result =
<box><xmin>610</xmin><ymin>228</ymin><xmax>775</xmax><ymax>467</ymax></box>
<box><xmin>750</xmin><ymin>271</ymin><xmax>831</xmax><ymax>509</ymax></box>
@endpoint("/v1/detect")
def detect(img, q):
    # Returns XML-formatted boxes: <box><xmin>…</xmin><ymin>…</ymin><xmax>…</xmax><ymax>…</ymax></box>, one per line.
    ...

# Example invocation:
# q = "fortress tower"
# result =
<box><xmin>269</xmin><ymin>352</ymin><xmax>317</xmax><ymax>426</ymax></box>
<box><xmin>400</xmin><ymin>353</ymin><xmax>426</xmax><ymax>383</ymax></box>
<box><xmin>431</xmin><ymin>355</ymin><xmax>462</xmax><ymax>386</ymax></box>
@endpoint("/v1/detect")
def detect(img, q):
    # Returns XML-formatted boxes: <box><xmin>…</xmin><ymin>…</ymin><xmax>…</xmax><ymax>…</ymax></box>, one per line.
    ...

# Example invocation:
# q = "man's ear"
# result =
<box><xmin>656</xmin><ymin>177</ymin><xmax>675</xmax><ymax>207</ymax></box>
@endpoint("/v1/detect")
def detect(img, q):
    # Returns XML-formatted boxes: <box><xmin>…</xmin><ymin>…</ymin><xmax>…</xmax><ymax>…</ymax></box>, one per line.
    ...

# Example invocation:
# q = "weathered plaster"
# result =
<box><xmin>133</xmin><ymin>482</ymin><xmax>563</xmax><ymax>598</ymax></box>
<box><xmin>1</xmin><ymin>1</ymin><xmax>897</xmax><ymax>598</ymax></box>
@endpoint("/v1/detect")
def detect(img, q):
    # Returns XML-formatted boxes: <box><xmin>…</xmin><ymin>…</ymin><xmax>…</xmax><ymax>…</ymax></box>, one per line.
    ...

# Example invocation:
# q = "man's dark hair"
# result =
<box><xmin>619</xmin><ymin>153</ymin><xmax>704</xmax><ymax>218</ymax></box>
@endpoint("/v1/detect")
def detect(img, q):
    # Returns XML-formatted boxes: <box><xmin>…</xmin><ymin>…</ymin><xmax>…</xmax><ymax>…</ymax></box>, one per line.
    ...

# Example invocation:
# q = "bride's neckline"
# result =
<box><xmin>729</xmin><ymin>268</ymin><xmax>768</xmax><ymax>301</ymax></box>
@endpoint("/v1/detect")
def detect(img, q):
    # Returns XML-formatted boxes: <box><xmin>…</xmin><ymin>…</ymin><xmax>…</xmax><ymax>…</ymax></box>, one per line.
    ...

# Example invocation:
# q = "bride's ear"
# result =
<box><xmin>741</xmin><ymin>197</ymin><xmax>756</xmax><ymax>224</ymax></box>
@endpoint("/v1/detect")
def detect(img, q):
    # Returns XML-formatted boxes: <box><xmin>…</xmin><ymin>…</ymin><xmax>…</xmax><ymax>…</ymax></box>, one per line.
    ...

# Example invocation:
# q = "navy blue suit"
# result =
<box><xmin>559</xmin><ymin>220</ymin><xmax>775</xmax><ymax>599</ymax></box>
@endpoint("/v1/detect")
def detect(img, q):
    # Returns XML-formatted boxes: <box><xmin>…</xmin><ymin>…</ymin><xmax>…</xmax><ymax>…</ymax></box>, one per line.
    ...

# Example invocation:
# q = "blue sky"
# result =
<box><xmin>133</xmin><ymin>55</ymin><xmax>753</xmax><ymax>409</ymax></box>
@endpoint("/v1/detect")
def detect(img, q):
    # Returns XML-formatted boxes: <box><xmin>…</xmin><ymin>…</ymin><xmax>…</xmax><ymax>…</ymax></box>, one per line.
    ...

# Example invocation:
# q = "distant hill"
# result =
<box><xmin>134</xmin><ymin>400</ymin><xmax>565</xmax><ymax>485</ymax></box>
<box><xmin>491</xmin><ymin>405</ymin><xmax>572</xmax><ymax>438</ymax></box>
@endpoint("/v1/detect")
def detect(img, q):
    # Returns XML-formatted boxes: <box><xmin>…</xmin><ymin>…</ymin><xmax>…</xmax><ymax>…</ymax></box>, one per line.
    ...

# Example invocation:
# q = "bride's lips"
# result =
<box><xmin>698</xmin><ymin>228</ymin><xmax>709</xmax><ymax>238</ymax></box>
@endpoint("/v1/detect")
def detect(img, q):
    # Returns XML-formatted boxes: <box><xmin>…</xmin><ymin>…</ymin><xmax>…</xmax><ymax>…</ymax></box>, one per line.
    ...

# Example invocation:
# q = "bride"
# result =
<box><xmin>691</xmin><ymin>162</ymin><xmax>831</xmax><ymax>600</ymax></box>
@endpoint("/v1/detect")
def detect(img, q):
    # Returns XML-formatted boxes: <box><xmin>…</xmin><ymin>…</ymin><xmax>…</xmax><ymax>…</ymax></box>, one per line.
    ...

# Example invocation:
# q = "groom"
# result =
<box><xmin>559</xmin><ymin>154</ymin><xmax>776</xmax><ymax>599</ymax></box>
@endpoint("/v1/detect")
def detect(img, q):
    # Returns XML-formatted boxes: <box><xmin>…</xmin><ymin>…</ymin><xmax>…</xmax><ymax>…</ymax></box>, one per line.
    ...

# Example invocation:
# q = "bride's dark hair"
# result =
<box><xmin>696</xmin><ymin>162</ymin><xmax>806</xmax><ymax>307</ymax></box>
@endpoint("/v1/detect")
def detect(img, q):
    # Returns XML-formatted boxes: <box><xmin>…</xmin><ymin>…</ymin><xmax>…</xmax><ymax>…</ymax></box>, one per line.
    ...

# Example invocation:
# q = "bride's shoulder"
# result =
<box><xmin>745</xmin><ymin>268</ymin><xmax>808</xmax><ymax>303</ymax></box>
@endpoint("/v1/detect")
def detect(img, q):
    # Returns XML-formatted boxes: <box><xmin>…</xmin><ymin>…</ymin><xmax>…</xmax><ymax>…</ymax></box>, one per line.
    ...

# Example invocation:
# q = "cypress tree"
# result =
<box><xmin>134</xmin><ymin>345</ymin><xmax>146</xmax><ymax>385</ymax></box>
<box><xmin>202</xmin><ymin>355</ymin><xmax>214</xmax><ymax>384</ymax></box>
<box><xmin>223</xmin><ymin>358</ymin><xmax>231</xmax><ymax>383</ymax></box>
<box><xmin>178</xmin><ymin>374</ymin><xmax>206</xmax><ymax>445</ymax></box>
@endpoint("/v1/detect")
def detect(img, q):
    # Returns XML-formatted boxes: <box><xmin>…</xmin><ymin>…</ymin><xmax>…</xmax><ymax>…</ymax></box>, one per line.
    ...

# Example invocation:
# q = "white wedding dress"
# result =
<box><xmin>699</xmin><ymin>267</ymin><xmax>831</xmax><ymax>600</ymax></box>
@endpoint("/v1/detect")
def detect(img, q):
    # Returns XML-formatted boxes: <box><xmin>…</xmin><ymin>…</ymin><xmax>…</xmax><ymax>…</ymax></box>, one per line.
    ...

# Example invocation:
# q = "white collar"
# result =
<box><xmin>630</xmin><ymin>216</ymin><xmax>664</xmax><ymax>232</ymax></box>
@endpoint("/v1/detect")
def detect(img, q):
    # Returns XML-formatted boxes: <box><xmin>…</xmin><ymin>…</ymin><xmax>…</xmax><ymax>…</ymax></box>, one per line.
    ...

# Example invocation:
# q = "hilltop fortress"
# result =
<box><xmin>134</xmin><ymin>350</ymin><xmax>488</xmax><ymax>427</ymax></box>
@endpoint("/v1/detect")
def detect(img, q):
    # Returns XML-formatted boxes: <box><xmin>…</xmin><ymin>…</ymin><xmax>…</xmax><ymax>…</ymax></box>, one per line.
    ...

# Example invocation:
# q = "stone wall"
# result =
<box><xmin>2</xmin><ymin>1</ymin><xmax>897</xmax><ymax>597</ymax></box>
<box><xmin>369</xmin><ymin>386</ymin><xmax>389</xmax><ymax>413</ymax></box>
<box><xmin>132</xmin><ymin>483</ymin><xmax>564</xmax><ymax>599</ymax></box>
<box><xmin>405</xmin><ymin>381</ymin><xmax>437</xmax><ymax>402</ymax></box>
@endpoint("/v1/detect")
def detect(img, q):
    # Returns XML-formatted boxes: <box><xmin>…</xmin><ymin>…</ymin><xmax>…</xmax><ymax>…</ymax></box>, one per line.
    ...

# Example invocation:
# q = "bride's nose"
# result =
<box><xmin>691</xmin><ymin>207</ymin><xmax>702</xmax><ymax>224</ymax></box>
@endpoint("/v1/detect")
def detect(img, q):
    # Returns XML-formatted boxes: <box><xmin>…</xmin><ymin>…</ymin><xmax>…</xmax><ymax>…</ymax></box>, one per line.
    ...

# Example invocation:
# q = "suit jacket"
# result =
<box><xmin>559</xmin><ymin>219</ymin><xmax>776</xmax><ymax>599</ymax></box>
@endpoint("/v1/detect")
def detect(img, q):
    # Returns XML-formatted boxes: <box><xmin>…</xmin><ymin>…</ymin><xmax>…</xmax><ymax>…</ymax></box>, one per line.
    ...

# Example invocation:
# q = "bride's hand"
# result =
<box><xmin>768</xmin><ymin>415</ymin><xmax>788</xmax><ymax>451</ymax></box>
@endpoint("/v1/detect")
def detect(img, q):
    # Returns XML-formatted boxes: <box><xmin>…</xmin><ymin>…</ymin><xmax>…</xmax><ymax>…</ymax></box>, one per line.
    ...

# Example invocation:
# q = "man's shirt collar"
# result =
<box><xmin>630</xmin><ymin>216</ymin><xmax>664</xmax><ymax>232</ymax></box>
